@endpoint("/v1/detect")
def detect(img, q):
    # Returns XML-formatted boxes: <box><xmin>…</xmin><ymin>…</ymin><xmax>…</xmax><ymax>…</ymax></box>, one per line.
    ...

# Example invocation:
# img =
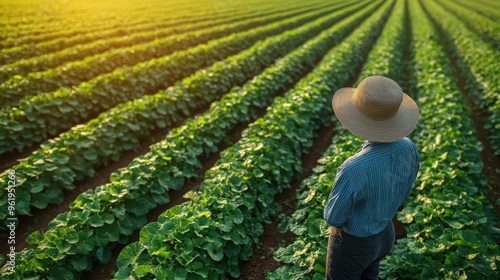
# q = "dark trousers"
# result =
<box><xmin>325</xmin><ymin>222</ymin><xmax>395</xmax><ymax>280</ymax></box>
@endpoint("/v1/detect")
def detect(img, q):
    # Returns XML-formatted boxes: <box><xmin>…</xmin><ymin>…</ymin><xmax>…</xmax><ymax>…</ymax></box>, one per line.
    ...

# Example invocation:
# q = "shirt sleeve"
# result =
<box><xmin>402</xmin><ymin>143</ymin><xmax>420</xmax><ymax>200</ymax></box>
<box><xmin>324</xmin><ymin>166</ymin><xmax>355</xmax><ymax>228</ymax></box>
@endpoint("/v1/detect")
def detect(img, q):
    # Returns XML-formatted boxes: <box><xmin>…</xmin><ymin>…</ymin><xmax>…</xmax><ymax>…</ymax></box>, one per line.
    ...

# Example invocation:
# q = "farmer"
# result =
<box><xmin>324</xmin><ymin>76</ymin><xmax>420</xmax><ymax>279</ymax></box>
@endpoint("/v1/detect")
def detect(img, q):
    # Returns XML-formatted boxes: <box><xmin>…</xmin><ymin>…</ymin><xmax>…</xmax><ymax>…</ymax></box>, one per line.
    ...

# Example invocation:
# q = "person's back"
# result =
<box><xmin>323</xmin><ymin>76</ymin><xmax>420</xmax><ymax>280</ymax></box>
<box><xmin>324</xmin><ymin>138</ymin><xmax>419</xmax><ymax>237</ymax></box>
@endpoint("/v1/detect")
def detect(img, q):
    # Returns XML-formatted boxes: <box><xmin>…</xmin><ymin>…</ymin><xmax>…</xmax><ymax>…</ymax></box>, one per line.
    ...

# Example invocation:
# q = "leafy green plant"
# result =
<box><xmin>0</xmin><ymin>2</ymin><xmax>368</xmax><ymax>277</ymax></box>
<box><xmin>270</xmin><ymin>1</ymin><xmax>500</xmax><ymax>278</ymax></box>
<box><xmin>0</xmin><ymin>0</ymin><xmax>243</xmax><ymax>50</ymax></box>
<box><xmin>434</xmin><ymin>0</ymin><xmax>499</xmax><ymax>49</ymax></box>
<box><xmin>0</xmin><ymin>0</ymin><xmax>315</xmax><ymax>68</ymax></box>
<box><xmin>269</xmin><ymin>0</ymin><xmax>407</xmax><ymax>277</ymax></box>
<box><xmin>113</xmin><ymin>1</ymin><xmax>390</xmax><ymax>278</ymax></box>
<box><xmin>0</xmin><ymin>2</ymin><xmax>333</xmax><ymax>107</ymax></box>
<box><xmin>380</xmin><ymin>0</ymin><xmax>500</xmax><ymax>278</ymax></box>
<box><xmin>420</xmin><ymin>0</ymin><xmax>500</xmax><ymax>155</ymax></box>
<box><xmin>0</xmin><ymin>0</ymin><xmax>368</xmax><ymax>229</ymax></box>
<box><xmin>0</xmin><ymin>3</ymin><xmax>347</xmax><ymax>155</ymax></box>
<box><xmin>452</xmin><ymin>0</ymin><xmax>500</xmax><ymax>23</ymax></box>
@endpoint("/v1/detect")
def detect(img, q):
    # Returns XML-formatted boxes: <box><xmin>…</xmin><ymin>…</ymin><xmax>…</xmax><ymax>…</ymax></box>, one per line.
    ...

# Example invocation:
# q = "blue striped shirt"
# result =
<box><xmin>324</xmin><ymin>137</ymin><xmax>420</xmax><ymax>237</ymax></box>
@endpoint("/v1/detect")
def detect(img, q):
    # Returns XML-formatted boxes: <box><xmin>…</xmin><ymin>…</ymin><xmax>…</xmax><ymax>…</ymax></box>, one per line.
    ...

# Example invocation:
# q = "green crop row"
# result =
<box><xmin>0</xmin><ymin>2</ymin><xmax>364</xmax><ymax>276</ymax></box>
<box><xmin>1</xmin><ymin>13</ymin><xmax>136</xmax><ymax>48</ymax></box>
<box><xmin>421</xmin><ymin>0</ymin><xmax>500</xmax><ymax>155</ymax></box>
<box><xmin>270</xmin><ymin>1</ymin><xmax>500</xmax><ymax>278</ymax></box>
<box><xmin>0</xmin><ymin>0</ymin><xmax>368</xmax><ymax>229</ymax></box>
<box><xmin>269</xmin><ymin>127</ymin><xmax>361</xmax><ymax>280</ymax></box>
<box><xmin>0</xmin><ymin>2</ymin><xmax>326</xmax><ymax>106</ymax></box>
<box><xmin>0</xmin><ymin>0</ymin><xmax>319</xmax><ymax>78</ymax></box>
<box><xmin>380</xmin><ymin>0</ymin><xmax>500</xmax><ymax>278</ymax></box>
<box><xmin>112</xmin><ymin>1</ymin><xmax>391</xmax><ymax>279</ymax></box>
<box><xmin>435</xmin><ymin>0</ymin><xmax>500</xmax><ymax>49</ymax></box>
<box><xmin>454</xmin><ymin>0</ymin><xmax>500</xmax><ymax>23</ymax></box>
<box><xmin>476</xmin><ymin>0</ymin><xmax>500</xmax><ymax>13</ymax></box>
<box><xmin>268</xmin><ymin>0</ymin><xmax>407</xmax><ymax>278</ymax></box>
<box><xmin>0</xmin><ymin>5</ymin><xmax>339</xmax><ymax>155</ymax></box>
<box><xmin>1</xmin><ymin>12</ymin><xmax>121</xmax><ymax>44</ymax></box>
<box><xmin>0</xmin><ymin>0</ymin><xmax>230</xmax><ymax>49</ymax></box>
<box><xmin>0</xmin><ymin>7</ymin><xmax>254</xmax><ymax>76</ymax></box>
<box><xmin>1</xmin><ymin>0</ymin><xmax>305</xmax><ymax>44</ymax></box>
<box><xmin>0</xmin><ymin>7</ymin><xmax>224</xmax><ymax>66</ymax></box>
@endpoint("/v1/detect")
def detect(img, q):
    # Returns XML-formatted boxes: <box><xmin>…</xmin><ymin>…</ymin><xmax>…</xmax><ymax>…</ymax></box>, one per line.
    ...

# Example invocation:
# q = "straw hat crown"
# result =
<box><xmin>332</xmin><ymin>76</ymin><xmax>419</xmax><ymax>143</ymax></box>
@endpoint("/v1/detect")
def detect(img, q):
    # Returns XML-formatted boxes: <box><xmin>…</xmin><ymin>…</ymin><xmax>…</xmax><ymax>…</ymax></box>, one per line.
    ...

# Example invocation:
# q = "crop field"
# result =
<box><xmin>0</xmin><ymin>0</ymin><xmax>499</xmax><ymax>279</ymax></box>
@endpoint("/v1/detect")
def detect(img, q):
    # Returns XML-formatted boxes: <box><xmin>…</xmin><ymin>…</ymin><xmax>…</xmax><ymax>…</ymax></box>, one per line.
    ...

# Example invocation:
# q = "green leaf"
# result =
<box><xmin>114</xmin><ymin>267</ymin><xmax>132</xmax><ymax>279</ymax></box>
<box><xmin>48</xmin><ymin>267</ymin><xmax>75</xmax><ymax>279</ymax></box>
<box><xmin>102</xmin><ymin>213</ymin><xmax>115</xmax><ymax>224</ymax></box>
<box><xmin>187</xmin><ymin>262</ymin><xmax>209</xmax><ymax>278</ymax></box>
<box><xmin>254</xmin><ymin>168</ymin><xmax>264</xmax><ymax>178</ymax></box>
<box><xmin>16</xmin><ymin>188</ymin><xmax>32</xmax><ymax>215</ymax></box>
<box><xmin>116</xmin><ymin>242</ymin><xmax>145</xmax><ymax>269</ymax></box>
<box><xmin>308</xmin><ymin>222</ymin><xmax>321</xmax><ymax>237</ymax></box>
<box><xmin>134</xmin><ymin>264</ymin><xmax>152</xmax><ymax>277</ymax></box>
<box><xmin>10</xmin><ymin>123</ymin><xmax>24</xmax><ymax>132</ymax></box>
<box><xmin>76</xmin><ymin>209</ymin><xmax>91</xmax><ymax>222</ymax></box>
<box><xmin>421</xmin><ymin>267</ymin><xmax>439</xmax><ymax>279</ymax></box>
<box><xmin>65</xmin><ymin>230</ymin><xmax>79</xmax><ymax>244</ymax></box>
<box><xmin>71</xmin><ymin>255</ymin><xmax>89</xmax><ymax>271</ymax></box>
<box><xmin>126</xmin><ymin>122</ymin><xmax>140</xmax><ymax>131</ymax></box>
<box><xmin>445</xmin><ymin>219</ymin><xmax>463</xmax><ymax>229</ymax></box>
<box><xmin>83</xmin><ymin>149</ymin><xmax>98</xmax><ymax>161</ymax></box>
<box><xmin>53</xmin><ymin>154</ymin><xmax>70</xmax><ymax>165</ymax></box>
<box><xmin>29</xmin><ymin>180</ymin><xmax>44</xmax><ymax>193</ymax></box>
<box><xmin>107</xmin><ymin>223</ymin><xmax>121</xmax><ymax>242</ymax></box>
<box><xmin>183</xmin><ymin>238</ymin><xmax>194</xmax><ymax>254</ymax></box>
<box><xmin>228</xmin><ymin>207</ymin><xmax>244</xmax><ymax>224</ymax></box>
<box><xmin>31</xmin><ymin>192</ymin><xmax>49</xmax><ymax>209</ymax></box>
<box><xmin>76</xmin><ymin>238</ymin><xmax>95</xmax><ymax>255</ymax></box>
<box><xmin>46</xmin><ymin>248</ymin><xmax>64</xmax><ymax>261</ymax></box>
<box><xmin>88</xmin><ymin>215</ymin><xmax>104</xmax><ymax>227</ymax></box>
<box><xmin>207</xmin><ymin>242</ymin><xmax>224</xmax><ymax>261</ymax></box>
<box><xmin>95</xmin><ymin>228</ymin><xmax>108</xmax><ymax>247</ymax></box>
<box><xmin>171</xmin><ymin>267</ymin><xmax>187</xmax><ymax>280</ymax></box>
<box><xmin>26</xmin><ymin>231</ymin><xmax>44</xmax><ymax>245</ymax></box>
<box><xmin>96</xmin><ymin>247</ymin><xmax>112</xmax><ymax>264</ymax></box>
<box><xmin>75</xmin><ymin>138</ymin><xmax>93</xmax><ymax>149</ymax></box>
<box><xmin>139</xmin><ymin>222</ymin><xmax>160</xmax><ymax>244</ymax></box>
<box><xmin>158</xmin><ymin>173</ymin><xmax>173</xmax><ymax>190</ymax></box>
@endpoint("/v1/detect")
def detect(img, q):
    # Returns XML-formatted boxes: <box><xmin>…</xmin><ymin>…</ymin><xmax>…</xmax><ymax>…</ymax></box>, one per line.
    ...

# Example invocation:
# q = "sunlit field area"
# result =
<box><xmin>0</xmin><ymin>0</ymin><xmax>499</xmax><ymax>279</ymax></box>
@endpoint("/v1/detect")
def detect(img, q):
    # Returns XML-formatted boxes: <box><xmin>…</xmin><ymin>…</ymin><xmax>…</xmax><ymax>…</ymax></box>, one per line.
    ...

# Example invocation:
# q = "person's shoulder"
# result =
<box><xmin>395</xmin><ymin>137</ymin><xmax>417</xmax><ymax>149</ymax></box>
<box><xmin>341</xmin><ymin>149</ymin><xmax>371</xmax><ymax>172</ymax></box>
<box><xmin>395</xmin><ymin>137</ymin><xmax>419</xmax><ymax>159</ymax></box>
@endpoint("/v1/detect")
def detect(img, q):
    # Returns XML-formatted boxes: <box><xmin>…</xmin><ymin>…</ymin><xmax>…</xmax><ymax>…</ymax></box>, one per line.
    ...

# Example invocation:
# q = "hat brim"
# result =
<box><xmin>332</xmin><ymin>87</ymin><xmax>419</xmax><ymax>142</ymax></box>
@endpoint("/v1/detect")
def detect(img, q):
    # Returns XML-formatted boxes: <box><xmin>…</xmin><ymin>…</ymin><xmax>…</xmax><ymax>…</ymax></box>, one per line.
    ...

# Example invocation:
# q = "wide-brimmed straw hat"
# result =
<box><xmin>332</xmin><ymin>76</ymin><xmax>419</xmax><ymax>143</ymax></box>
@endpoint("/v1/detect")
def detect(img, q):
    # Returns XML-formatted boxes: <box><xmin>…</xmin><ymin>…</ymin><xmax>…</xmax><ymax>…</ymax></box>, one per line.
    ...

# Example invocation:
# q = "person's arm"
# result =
<box><xmin>324</xmin><ymin>168</ymin><xmax>355</xmax><ymax>228</ymax></box>
<box><xmin>401</xmin><ymin>143</ymin><xmax>421</xmax><ymax>202</ymax></box>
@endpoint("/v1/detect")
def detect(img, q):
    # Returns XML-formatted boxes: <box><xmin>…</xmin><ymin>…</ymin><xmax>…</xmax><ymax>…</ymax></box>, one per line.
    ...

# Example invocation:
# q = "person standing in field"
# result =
<box><xmin>324</xmin><ymin>76</ymin><xmax>420</xmax><ymax>280</ymax></box>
